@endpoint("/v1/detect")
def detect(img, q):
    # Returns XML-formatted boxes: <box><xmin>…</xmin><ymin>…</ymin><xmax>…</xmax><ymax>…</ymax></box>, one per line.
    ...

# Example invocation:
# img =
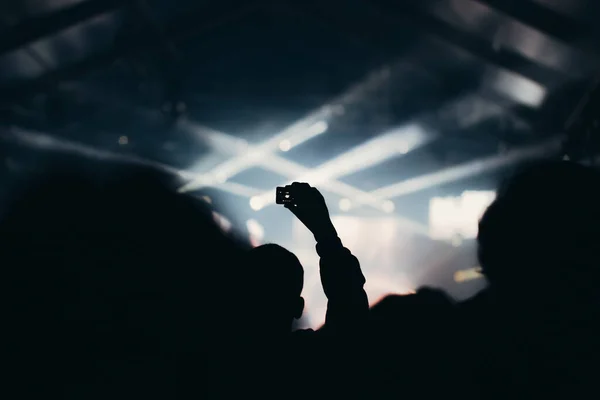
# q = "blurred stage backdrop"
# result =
<box><xmin>273</xmin><ymin>194</ymin><xmax>488</xmax><ymax>329</ymax></box>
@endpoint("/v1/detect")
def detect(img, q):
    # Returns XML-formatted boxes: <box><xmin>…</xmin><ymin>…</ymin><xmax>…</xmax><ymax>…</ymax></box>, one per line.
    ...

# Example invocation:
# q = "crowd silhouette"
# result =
<box><xmin>3</xmin><ymin>154</ymin><xmax>599</xmax><ymax>399</ymax></box>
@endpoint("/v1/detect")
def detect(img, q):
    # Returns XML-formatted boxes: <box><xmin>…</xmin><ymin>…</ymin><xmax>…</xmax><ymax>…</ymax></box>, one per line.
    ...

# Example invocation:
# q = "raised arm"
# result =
<box><xmin>285</xmin><ymin>183</ymin><xmax>369</xmax><ymax>332</ymax></box>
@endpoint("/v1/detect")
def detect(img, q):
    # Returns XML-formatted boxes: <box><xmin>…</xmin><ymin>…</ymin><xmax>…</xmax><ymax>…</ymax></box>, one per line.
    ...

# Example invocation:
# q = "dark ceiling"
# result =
<box><xmin>1</xmin><ymin>0</ymin><xmax>599</xmax><ymax>227</ymax></box>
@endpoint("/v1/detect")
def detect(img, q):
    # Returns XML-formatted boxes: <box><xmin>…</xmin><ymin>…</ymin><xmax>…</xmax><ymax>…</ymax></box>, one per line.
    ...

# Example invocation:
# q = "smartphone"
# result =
<box><xmin>275</xmin><ymin>185</ymin><xmax>294</xmax><ymax>204</ymax></box>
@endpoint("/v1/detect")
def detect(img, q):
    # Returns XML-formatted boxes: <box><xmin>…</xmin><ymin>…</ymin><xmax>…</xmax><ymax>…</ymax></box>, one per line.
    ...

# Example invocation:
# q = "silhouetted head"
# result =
<box><xmin>245</xmin><ymin>244</ymin><xmax>305</xmax><ymax>334</ymax></box>
<box><xmin>478</xmin><ymin>160</ymin><xmax>600</xmax><ymax>302</ymax></box>
<box><xmin>2</xmin><ymin>157</ymin><xmax>247</xmax><ymax>396</ymax></box>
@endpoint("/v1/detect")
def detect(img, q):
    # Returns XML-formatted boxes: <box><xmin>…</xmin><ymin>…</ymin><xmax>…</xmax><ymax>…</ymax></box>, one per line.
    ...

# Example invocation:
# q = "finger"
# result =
<box><xmin>311</xmin><ymin>187</ymin><xmax>325</xmax><ymax>201</ymax></box>
<box><xmin>292</xmin><ymin>182</ymin><xmax>312</xmax><ymax>199</ymax></box>
<box><xmin>295</xmin><ymin>187</ymin><xmax>320</xmax><ymax>201</ymax></box>
<box><xmin>291</xmin><ymin>182</ymin><xmax>311</xmax><ymax>193</ymax></box>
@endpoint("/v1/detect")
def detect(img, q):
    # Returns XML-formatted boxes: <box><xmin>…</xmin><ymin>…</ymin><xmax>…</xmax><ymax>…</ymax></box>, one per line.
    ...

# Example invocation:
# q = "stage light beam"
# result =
<box><xmin>178</xmin><ymin>63</ymin><xmax>397</xmax><ymax>194</ymax></box>
<box><xmin>297</xmin><ymin>124</ymin><xmax>432</xmax><ymax>186</ymax></box>
<box><xmin>250</xmin><ymin>196</ymin><xmax>265</xmax><ymax>211</ymax></box>
<box><xmin>365</xmin><ymin>137</ymin><xmax>562</xmax><ymax>203</ymax></box>
<box><xmin>178</xmin><ymin>120</ymin><xmax>329</xmax><ymax>193</ymax></box>
<box><xmin>279</xmin><ymin>140</ymin><xmax>292</xmax><ymax>152</ymax></box>
<box><xmin>250</xmin><ymin>124</ymin><xmax>433</xmax><ymax>210</ymax></box>
<box><xmin>246</xmin><ymin>219</ymin><xmax>265</xmax><ymax>241</ymax></box>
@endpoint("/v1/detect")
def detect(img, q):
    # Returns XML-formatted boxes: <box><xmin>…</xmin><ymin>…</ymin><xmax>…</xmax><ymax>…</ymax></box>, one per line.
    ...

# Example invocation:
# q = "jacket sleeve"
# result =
<box><xmin>316</xmin><ymin>236</ymin><xmax>369</xmax><ymax>332</ymax></box>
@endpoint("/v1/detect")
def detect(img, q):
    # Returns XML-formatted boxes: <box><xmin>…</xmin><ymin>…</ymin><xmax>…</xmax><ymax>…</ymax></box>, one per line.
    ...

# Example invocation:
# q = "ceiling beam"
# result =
<box><xmin>472</xmin><ymin>0</ymin><xmax>598</xmax><ymax>53</ymax></box>
<box><xmin>0</xmin><ymin>0</ymin><xmax>263</xmax><ymax>101</ymax></box>
<box><xmin>364</xmin><ymin>0</ymin><xmax>565</xmax><ymax>88</ymax></box>
<box><xmin>0</xmin><ymin>0</ymin><xmax>129</xmax><ymax>57</ymax></box>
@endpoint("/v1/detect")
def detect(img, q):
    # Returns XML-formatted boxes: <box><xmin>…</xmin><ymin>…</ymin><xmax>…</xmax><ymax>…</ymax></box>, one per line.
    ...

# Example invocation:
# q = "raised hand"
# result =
<box><xmin>284</xmin><ymin>182</ymin><xmax>337</xmax><ymax>242</ymax></box>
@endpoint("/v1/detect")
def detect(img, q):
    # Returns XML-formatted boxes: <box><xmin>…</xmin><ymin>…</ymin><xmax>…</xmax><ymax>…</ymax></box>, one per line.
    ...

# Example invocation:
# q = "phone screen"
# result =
<box><xmin>275</xmin><ymin>186</ymin><xmax>293</xmax><ymax>204</ymax></box>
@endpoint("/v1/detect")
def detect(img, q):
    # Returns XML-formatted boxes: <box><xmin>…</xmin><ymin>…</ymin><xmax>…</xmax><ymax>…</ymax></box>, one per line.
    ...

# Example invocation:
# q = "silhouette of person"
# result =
<box><xmin>363</xmin><ymin>160</ymin><xmax>600</xmax><ymax>399</ymax></box>
<box><xmin>246</xmin><ymin>244</ymin><xmax>305</xmax><ymax>336</ymax></box>
<box><xmin>463</xmin><ymin>160</ymin><xmax>600</xmax><ymax>399</ymax></box>
<box><xmin>284</xmin><ymin>183</ymin><xmax>370</xmax><ymax>334</ymax></box>
<box><xmin>2</xmin><ymin>156</ymin><xmax>248</xmax><ymax>399</ymax></box>
<box><xmin>226</xmin><ymin>183</ymin><xmax>370</xmax><ymax>397</ymax></box>
<box><xmin>238</xmin><ymin>183</ymin><xmax>369</xmax><ymax>339</ymax></box>
<box><xmin>365</xmin><ymin>288</ymin><xmax>461</xmax><ymax>398</ymax></box>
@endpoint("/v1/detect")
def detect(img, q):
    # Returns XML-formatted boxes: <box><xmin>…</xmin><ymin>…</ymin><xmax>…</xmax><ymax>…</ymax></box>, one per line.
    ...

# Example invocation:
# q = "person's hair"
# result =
<box><xmin>477</xmin><ymin>160</ymin><xmax>600</xmax><ymax>292</ymax></box>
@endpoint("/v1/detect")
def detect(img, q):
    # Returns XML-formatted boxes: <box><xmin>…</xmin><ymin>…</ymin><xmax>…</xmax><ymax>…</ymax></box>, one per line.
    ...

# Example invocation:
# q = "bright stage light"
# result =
<box><xmin>298</xmin><ymin>124</ymin><xmax>431</xmax><ymax>186</ymax></box>
<box><xmin>173</xmin><ymin>78</ymin><xmax>557</xmax><ymax>247</ymax></box>
<box><xmin>307</xmin><ymin>120</ymin><xmax>328</xmax><ymax>135</ymax></box>
<box><xmin>429</xmin><ymin>191</ymin><xmax>496</xmax><ymax>240</ymax></box>
<box><xmin>279</xmin><ymin>140</ymin><xmax>292</xmax><ymax>152</ymax></box>
<box><xmin>214</xmin><ymin>172</ymin><xmax>227</xmax><ymax>183</ymax></box>
<box><xmin>454</xmin><ymin>267</ymin><xmax>483</xmax><ymax>283</ymax></box>
<box><xmin>249</xmin><ymin>124</ymin><xmax>433</xmax><ymax>214</ymax></box>
<box><xmin>370</xmin><ymin>137</ymin><xmax>561</xmax><ymax>202</ymax></box>
<box><xmin>212</xmin><ymin>212</ymin><xmax>232</xmax><ymax>233</ymax></box>
<box><xmin>339</xmin><ymin>198</ymin><xmax>352</xmax><ymax>211</ymax></box>
<box><xmin>275</xmin><ymin>121</ymin><xmax>327</xmax><ymax>153</ymax></box>
<box><xmin>178</xmin><ymin>62</ymin><xmax>398</xmax><ymax>195</ymax></box>
<box><xmin>249</xmin><ymin>196</ymin><xmax>264</xmax><ymax>211</ymax></box>
<box><xmin>398</xmin><ymin>142</ymin><xmax>409</xmax><ymax>154</ymax></box>
<box><xmin>246</xmin><ymin>149</ymin><xmax>262</xmax><ymax>160</ymax></box>
<box><xmin>179</xmin><ymin>120</ymin><xmax>330</xmax><ymax>193</ymax></box>
<box><xmin>382</xmin><ymin>200</ymin><xmax>395</xmax><ymax>213</ymax></box>
<box><xmin>485</xmin><ymin>68</ymin><xmax>546</xmax><ymax>108</ymax></box>
<box><xmin>179</xmin><ymin>120</ymin><xmax>249</xmax><ymax>155</ymax></box>
<box><xmin>246</xmin><ymin>219</ymin><xmax>265</xmax><ymax>242</ymax></box>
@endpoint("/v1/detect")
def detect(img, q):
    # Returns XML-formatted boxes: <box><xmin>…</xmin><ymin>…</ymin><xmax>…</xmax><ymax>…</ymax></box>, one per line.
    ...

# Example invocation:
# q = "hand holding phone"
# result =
<box><xmin>276</xmin><ymin>182</ymin><xmax>337</xmax><ymax>241</ymax></box>
<box><xmin>275</xmin><ymin>185</ymin><xmax>294</xmax><ymax>205</ymax></box>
